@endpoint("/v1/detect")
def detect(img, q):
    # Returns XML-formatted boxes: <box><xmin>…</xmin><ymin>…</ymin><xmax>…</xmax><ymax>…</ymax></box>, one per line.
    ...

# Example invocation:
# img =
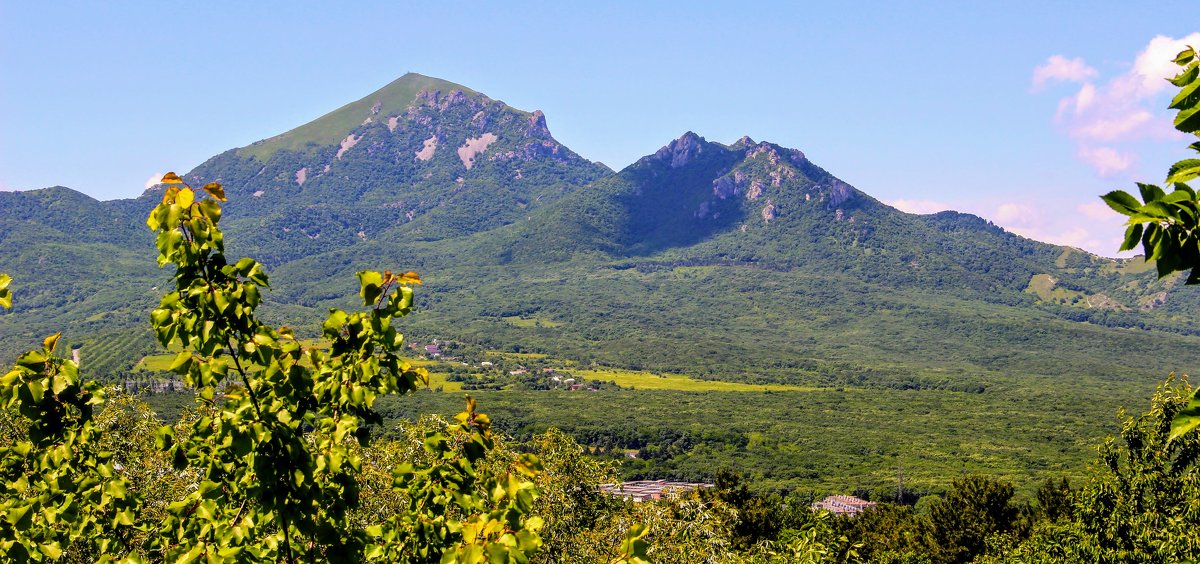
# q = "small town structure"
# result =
<box><xmin>600</xmin><ymin>480</ymin><xmax>713</xmax><ymax>502</ymax></box>
<box><xmin>811</xmin><ymin>495</ymin><xmax>876</xmax><ymax>516</ymax></box>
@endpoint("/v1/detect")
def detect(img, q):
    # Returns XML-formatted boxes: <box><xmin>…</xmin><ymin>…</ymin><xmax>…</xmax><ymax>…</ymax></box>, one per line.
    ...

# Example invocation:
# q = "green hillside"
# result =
<box><xmin>238</xmin><ymin>73</ymin><xmax>481</xmax><ymax>161</ymax></box>
<box><xmin>4</xmin><ymin>75</ymin><xmax>1200</xmax><ymax>494</ymax></box>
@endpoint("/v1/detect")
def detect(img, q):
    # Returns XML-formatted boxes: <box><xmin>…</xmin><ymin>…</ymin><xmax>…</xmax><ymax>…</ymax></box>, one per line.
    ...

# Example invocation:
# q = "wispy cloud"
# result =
<box><xmin>1035</xmin><ymin>33</ymin><xmax>1200</xmax><ymax>175</ymax></box>
<box><xmin>143</xmin><ymin>172</ymin><xmax>164</xmax><ymax>190</ymax></box>
<box><xmin>979</xmin><ymin>198</ymin><xmax>1129</xmax><ymax>256</ymax></box>
<box><xmin>1031</xmin><ymin>55</ymin><xmax>1097</xmax><ymax>92</ymax></box>
<box><xmin>1077</xmin><ymin>146</ymin><xmax>1134</xmax><ymax>176</ymax></box>
<box><xmin>884</xmin><ymin>198</ymin><xmax>950</xmax><ymax>215</ymax></box>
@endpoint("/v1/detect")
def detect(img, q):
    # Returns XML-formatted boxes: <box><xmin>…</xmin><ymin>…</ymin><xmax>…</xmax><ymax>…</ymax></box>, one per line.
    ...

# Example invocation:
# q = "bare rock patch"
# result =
<box><xmin>415</xmin><ymin>136</ymin><xmax>438</xmax><ymax>161</ymax></box>
<box><xmin>457</xmin><ymin>132</ymin><xmax>498</xmax><ymax>169</ymax></box>
<box><xmin>336</xmin><ymin>134</ymin><xmax>361</xmax><ymax>160</ymax></box>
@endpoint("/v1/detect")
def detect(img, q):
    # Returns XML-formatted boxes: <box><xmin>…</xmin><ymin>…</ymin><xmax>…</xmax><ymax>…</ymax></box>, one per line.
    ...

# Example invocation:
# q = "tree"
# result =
<box><xmin>979</xmin><ymin>376</ymin><xmax>1200</xmax><ymax>563</ymax></box>
<box><xmin>0</xmin><ymin>175</ymin><xmax>546</xmax><ymax>562</ymax></box>
<box><xmin>926</xmin><ymin>475</ymin><xmax>1020</xmax><ymax>564</ymax></box>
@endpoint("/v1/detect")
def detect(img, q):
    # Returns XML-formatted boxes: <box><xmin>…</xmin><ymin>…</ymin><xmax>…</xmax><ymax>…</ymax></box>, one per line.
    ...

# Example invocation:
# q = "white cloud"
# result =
<box><xmin>1032</xmin><ymin>55</ymin><xmax>1097</xmax><ymax>91</ymax></box>
<box><xmin>1036</xmin><ymin>34</ymin><xmax>1200</xmax><ymax>175</ymax></box>
<box><xmin>994</xmin><ymin>202</ymin><xmax>1034</xmax><ymax>224</ymax></box>
<box><xmin>1076</xmin><ymin>146</ymin><xmax>1134</xmax><ymax>176</ymax></box>
<box><xmin>1133</xmin><ymin>33</ymin><xmax>1200</xmax><ymax>95</ymax></box>
<box><xmin>1078</xmin><ymin>200</ymin><xmax>1121</xmax><ymax>221</ymax></box>
<box><xmin>884</xmin><ymin>198</ymin><xmax>950</xmax><ymax>214</ymax></box>
<box><xmin>954</xmin><ymin>197</ymin><xmax>1129</xmax><ymax>256</ymax></box>
<box><xmin>144</xmin><ymin>172</ymin><xmax>164</xmax><ymax>190</ymax></box>
<box><xmin>1070</xmin><ymin>110</ymin><xmax>1155</xmax><ymax>141</ymax></box>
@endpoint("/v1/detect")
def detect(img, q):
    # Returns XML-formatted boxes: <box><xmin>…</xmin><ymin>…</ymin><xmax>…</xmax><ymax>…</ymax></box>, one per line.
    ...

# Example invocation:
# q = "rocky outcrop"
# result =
<box><xmin>525</xmin><ymin>110</ymin><xmax>550</xmax><ymax>138</ymax></box>
<box><xmin>761</xmin><ymin>200</ymin><xmax>776</xmax><ymax>223</ymax></box>
<box><xmin>655</xmin><ymin>132</ymin><xmax>705</xmax><ymax>168</ymax></box>
<box><xmin>712</xmin><ymin>175</ymin><xmax>740</xmax><ymax>200</ymax></box>
<box><xmin>825</xmin><ymin>179</ymin><xmax>853</xmax><ymax>208</ymax></box>
<box><xmin>732</xmin><ymin>135</ymin><xmax>756</xmax><ymax>149</ymax></box>
<box><xmin>415</xmin><ymin>136</ymin><xmax>438</xmax><ymax>161</ymax></box>
<box><xmin>336</xmin><ymin>134</ymin><xmax>361</xmax><ymax>160</ymax></box>
<box><xmin>458</xmin><ymin>133</ymin><xmax>498</xmax><ymax>169</ymax></box>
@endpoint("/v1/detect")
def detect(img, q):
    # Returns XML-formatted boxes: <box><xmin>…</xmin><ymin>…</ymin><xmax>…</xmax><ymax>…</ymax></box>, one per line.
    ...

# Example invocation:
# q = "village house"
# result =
<box><xmin>599</xmin><ymin>480</ymin><xmax>713</xmax><ymax>503</ymax></box>
<box><xmin>811</xmin><ymin>495</ymin><xmax>875</xmax><ymax>516</ymax></box>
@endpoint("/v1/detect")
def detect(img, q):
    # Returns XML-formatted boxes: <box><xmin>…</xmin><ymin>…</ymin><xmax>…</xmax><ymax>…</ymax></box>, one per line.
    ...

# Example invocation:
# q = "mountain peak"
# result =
<box><xmin>731</xmin><ymin>135</ymin><xmax>756</xmax><ymax>149</ymax></box>
<box><xmin>652</xmin><ymin>131</ymin><xmax>709</xmax><ymax>168</ymax></box>
<box><xmin>239</xmin><ymin>73</ymin><xmax>488</xmax><ymax>161</ymax></box>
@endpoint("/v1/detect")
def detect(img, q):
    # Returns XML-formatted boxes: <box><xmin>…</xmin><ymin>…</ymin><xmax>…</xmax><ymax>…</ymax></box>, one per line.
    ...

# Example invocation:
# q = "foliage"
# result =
<box><xmin>841</xmin><ymin>503</ymin><xmax>934</xmax><ymax>563</ymax></box>
<box><xmin>1102</xmin><ymin>46</ymin><xmax>1200</xmax><ymax>283</ymax></box>
<box><xmin>1097</xmin><ymin>46</ymin><xmax>1200</xmax><ymax>443</ymax></box>
<box><xmin>0</xmin><ymin>331</ymin><xmax>139</xmax><ymax>561</ymax></box>
<box><xmin>925</xmin><ymin>475</ymin><xmax>1023</xmax><ymax>563</ymax></box>
<box><xmin>982</xmin><ymin>376</ymin><xmax>1200</xmax><ymax>562</ymax></box>
<box><xmin>0</xmin><ymin>273</ymin><xmax>11</xmax><ymax>310</ymax></box>
<box><xmin>0</xmin><ymin>178</ymin><xmax>548</xmax><ymax>561</ymax></box>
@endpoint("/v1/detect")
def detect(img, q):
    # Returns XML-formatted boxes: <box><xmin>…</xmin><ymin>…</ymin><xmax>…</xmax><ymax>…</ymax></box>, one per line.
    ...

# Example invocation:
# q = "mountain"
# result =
<box><xmin>168</xmin><ymin>73</ymin><xmax>610</xmax><ymax>264</ymax></box>
<box><xmin>2</xmin><ymin>75</ymin><xmax>1199</xmax><ymax>398</ymax></box>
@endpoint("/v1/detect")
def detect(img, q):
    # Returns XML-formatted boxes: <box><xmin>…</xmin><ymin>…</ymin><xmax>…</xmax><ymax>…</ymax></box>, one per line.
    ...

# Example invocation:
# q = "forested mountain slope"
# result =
<box><xmin>1</xmin><ymin>75</ymin><xmax>1198</xmax><ymax>393</ymax></box>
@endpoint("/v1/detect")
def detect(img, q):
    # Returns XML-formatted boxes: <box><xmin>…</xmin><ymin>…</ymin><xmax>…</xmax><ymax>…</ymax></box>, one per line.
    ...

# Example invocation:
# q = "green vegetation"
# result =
<box><xmin>0</xmin><ymin>182</ymin><xmax>555</xmax><ymax>562</ymax></box>
<box><xmin>8</xmin><ymin>54</ymin><xmax>1200</xmax><ymax>563</ymax></box>
<box><xmin>239</xmin><ymin>73</ymin><xmax>482</xmax><ymax>162</ymax></box>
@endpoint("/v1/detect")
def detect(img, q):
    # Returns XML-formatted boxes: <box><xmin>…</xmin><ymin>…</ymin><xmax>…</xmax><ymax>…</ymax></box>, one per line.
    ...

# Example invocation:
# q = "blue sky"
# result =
<box><xmin>2</xmin><ymin>2</ymin><xmax>1197</xmax><ymax>255</ymax></box>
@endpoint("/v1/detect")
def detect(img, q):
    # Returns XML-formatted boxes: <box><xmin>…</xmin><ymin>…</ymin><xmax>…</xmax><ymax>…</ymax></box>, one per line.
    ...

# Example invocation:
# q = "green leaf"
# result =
<box><xmin>168</xmin><ymin>351</ymin><xmax>193</xmax><ymax>375</ymax></box>
<box><xmin>1138</xmin><ymin>182</ymin><xmax>1167</xmax><ymax>203</ymax></box>
<box><xmin>1120</xmin><ymin>224</ymin><xmax>1144</xmax><ymax>252</ymax></box>
<box><xmin>155</xmin><ymin>426</ymin><xmax>175</xmax><ymax>450</ymax></box>
<box><xmin>1176</xmin><ymin>106</ymin><xmax>1200</xmax><ymax>134</ymax></box>
<box><xmin>358</xmin><ymin>271</ymin><xmax>384</xmax><ymax>306</ymax></box>
<box><xmin>38</xmin><ymin>542</ymin><xmax>63</xmax><ymax>559</ymax></box>
<box><xmin>1169</xmin><ymin>75</ymin><xmax>1200</xmax><ymax>110</ymax></box>
<box><xmin>1171</xmin><ymin>389</ymin><xmax>1200</xmax><ymax>440</ymax></box>
<box><xmin>1175</xmin><ymin>46</ymin><xmax>1196</xmax><ymax>66</ymax></box>
<box><xmin>1167</xmin><ymin>159</ymin><xmax>1200</xmax><ymax>185</ymax></box>
<box><xmin>6</xmin><ymin>504</ymin><xmax>31</xmax><ymax>526</ymax></box>
<box><xmin>1100</xmin><ymin>190</ymin><xmax>1141</xmax><ymax>215</ymax></box>
<box><xmin>1170</xmin><ymin>62</ymin><xmax>1200</xmax><ymax>87</ymax></box>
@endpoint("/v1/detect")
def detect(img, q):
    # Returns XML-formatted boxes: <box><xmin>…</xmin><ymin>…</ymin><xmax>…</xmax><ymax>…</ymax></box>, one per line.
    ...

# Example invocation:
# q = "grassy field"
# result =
<box><xmin>573</xmin><ymin>368</ymin><xmax>820</xmax><ymax>392</ymax></box>
<box><xmin>502</xmin><ymin>315</ymin><xmax>565</xmax><ymax>328</ymax></box>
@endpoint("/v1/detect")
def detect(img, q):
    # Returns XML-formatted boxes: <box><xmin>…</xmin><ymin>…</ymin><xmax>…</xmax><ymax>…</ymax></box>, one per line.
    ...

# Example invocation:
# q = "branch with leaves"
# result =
<box><xmin>1099</xmin><ymin>47</ymin><xmax>1200</xmax><ymax>441</ymax></box>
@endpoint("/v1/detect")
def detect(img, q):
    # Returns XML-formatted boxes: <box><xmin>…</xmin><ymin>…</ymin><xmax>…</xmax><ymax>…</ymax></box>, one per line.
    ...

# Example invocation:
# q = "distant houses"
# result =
<box><xmin>811</xmin><ymin>495</ymin><xmax>875</xmax><ymax>516</ymax></box>
<box><xmin>600</xmin><ymin>480</ymin><xmax>713</xmax><ymax>503</ymax></box>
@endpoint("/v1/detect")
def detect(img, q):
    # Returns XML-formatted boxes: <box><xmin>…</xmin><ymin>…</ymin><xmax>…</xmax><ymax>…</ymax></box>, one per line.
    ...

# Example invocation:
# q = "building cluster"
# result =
<box><xmin>811</xmin><ymin>495</ymin><xmax>875</xmax><ymax>516</ymax></box>
<box><xmin>599</xmin><ymin>480</ymin><xmax>713</xmax><ymax>503</ymax></box>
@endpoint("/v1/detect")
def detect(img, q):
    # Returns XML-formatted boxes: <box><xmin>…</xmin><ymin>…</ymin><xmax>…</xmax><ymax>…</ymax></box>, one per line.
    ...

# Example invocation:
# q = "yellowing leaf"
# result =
<box><xmin>43</xmin><ymin>332</ymin><xmax>61</xmax><ymax>353</ymax></box>
<box><xmin>202</xmin><ymin>182</ymin><xmax>227</xmax><ymax>202</ymax></box>
<box><xmin>176</xmin><ymin>188</ymin><xmax>195</xmax><ymax>208</ymax></box>
<box><xmin>397</xmin><ymin>271</ymin><xmax>422</xmax><ymax>285</ymax></box>
<box><xmin>161</xmin><ymin>186</ymin><xmax>180</xmax><ymax>205</ymax></box>
<box><xmin>161</xmin><ymin>172</ymin><xmax>184</xmax><ymax>184</ymax></box>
